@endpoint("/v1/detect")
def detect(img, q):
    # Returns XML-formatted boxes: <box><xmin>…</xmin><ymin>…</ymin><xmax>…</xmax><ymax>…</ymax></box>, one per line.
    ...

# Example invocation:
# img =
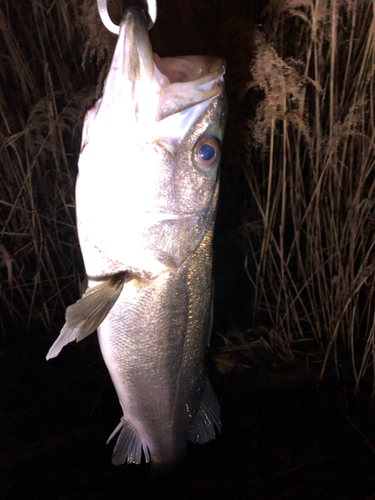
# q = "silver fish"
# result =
<box><xmin>47</xmin><ymin>6</ymin><xmax>226</xmax><ymax>466</ymax></box>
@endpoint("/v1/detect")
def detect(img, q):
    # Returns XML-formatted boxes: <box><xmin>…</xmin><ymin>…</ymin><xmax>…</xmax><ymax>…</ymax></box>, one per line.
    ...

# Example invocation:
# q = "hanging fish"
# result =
<box><xmin>47</xmin><ymin>6</ymin><xmax>226</xmax><ymax>466</ymax></box>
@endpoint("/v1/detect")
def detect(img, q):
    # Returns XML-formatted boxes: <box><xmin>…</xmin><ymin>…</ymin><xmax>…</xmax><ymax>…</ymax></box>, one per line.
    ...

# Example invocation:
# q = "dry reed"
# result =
<box><xmin>0</xmin><ymin>0</ymin><xmax>112</xmax><ymax>331</ymax></box>
<box><xmin>243</xmin><ymin>0</ymin><xmax>375</xmax><ymax>391</ymax></box>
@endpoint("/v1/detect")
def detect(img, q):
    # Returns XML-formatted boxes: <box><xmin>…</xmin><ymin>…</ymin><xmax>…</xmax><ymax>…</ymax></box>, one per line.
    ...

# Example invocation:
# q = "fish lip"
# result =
<box><xmin>118</xmin><ymin>5</ymin><xmax>155</xmax><ymax>83</ymax></box>
<box><xmin>121</xmin><ymin>4</ymin><xmax>154</xmax><ymax>30</ymax></box>
<box><xmin>120</xmin><ymin>5</ymin><xmax>148</xmax><ymax>33</ymax></box>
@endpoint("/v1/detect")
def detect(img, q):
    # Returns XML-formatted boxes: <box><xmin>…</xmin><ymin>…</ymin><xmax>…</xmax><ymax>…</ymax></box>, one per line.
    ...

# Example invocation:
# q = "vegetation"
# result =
<box><xmin>243</xmin><ymin>0</ymin><xmax>375</xmax><ymax>391</ymax></box>
<box><xmin>1</xmin><ymin>0</ymin><xmax>374</xmax><ymax>391</ymax></box>
<box><xmin>0</xmin><ymin>0</ymin><xmax>114</xmax><ymax>331</ymax></box>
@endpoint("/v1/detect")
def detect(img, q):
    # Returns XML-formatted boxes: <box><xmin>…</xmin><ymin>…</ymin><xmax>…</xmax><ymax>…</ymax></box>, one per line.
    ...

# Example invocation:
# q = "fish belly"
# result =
<box><xmin>97</xmin><ymin>226</ymin><xmax>214</xmax><ymax>464</ymax></box>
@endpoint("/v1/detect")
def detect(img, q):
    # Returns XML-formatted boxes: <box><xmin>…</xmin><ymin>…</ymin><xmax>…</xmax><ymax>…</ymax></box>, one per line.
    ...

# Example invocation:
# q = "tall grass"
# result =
<box><xmin>0</xmin><ymin>0</ymin><xmax>113</xmax><ymax>331</ymax></box>
<box><xmin>245</xmin><ymin>0</ymin><xmax>375</xmax><ymax>390</ymax></box>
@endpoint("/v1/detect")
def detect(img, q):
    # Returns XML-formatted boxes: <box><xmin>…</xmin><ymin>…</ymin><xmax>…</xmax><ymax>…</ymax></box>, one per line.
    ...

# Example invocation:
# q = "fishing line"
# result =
<box><xmin>96</xmin><ymin>0</ymin><xmax>157</xmax><ymax>34</ymax></box>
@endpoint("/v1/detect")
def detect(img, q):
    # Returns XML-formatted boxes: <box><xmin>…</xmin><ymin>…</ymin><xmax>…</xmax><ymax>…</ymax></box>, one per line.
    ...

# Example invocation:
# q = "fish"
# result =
<box><xmin>46</xmin><ymin>6</ymin><xmax>226</xmax><ymax>466</ymax></box>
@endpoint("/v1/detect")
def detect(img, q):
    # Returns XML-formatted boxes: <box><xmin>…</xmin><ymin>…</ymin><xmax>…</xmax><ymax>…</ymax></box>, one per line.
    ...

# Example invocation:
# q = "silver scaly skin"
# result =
<box><xmin>47</xmin><ymin>6</ymin><xmax>226</xmax><ymax>466</ymax></box>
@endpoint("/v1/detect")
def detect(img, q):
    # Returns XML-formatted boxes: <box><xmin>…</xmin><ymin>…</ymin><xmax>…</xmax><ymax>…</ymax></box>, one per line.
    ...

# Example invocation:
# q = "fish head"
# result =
<box><xmin>76</xmin><ymin>7</ymin><xmax>227</xmax><ymax>277</ymax></box>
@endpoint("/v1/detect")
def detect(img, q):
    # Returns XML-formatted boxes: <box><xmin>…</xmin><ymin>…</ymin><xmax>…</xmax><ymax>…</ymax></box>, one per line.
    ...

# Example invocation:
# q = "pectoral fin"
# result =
<box><xmin>189</xmin><ymin>378</ymin><xmax>221</xmax><ymax>444</ymax></box>
<box><xmin>46</xmin><ymin>271</ymin><xmax>131</xmax><ymax>360</ymax></box>
<box><xmin>108</xmin><ymin>417</ymin><xmax>150</xmax><ymax>465</ymax></box>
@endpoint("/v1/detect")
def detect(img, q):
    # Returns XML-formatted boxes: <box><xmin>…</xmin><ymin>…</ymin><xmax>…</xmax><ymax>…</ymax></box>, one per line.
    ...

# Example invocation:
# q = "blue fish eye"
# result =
<box><xmin>198</xmin><ymin>144</ymin><xmax>215</xmax><ymax>161</ymax></box>
<box><xmin>193</xmin><ymin>137</ymin><xmax>219</xmax><ymax>171</ymax></box>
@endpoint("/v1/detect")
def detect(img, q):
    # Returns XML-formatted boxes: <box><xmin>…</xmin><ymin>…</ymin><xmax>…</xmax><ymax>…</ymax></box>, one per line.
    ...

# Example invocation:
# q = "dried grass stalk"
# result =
<box><xmin>244</xmin><ymin>0</ymin><xmax>375</xmax><ymax>389</ymax></box>
<box><xmin>0</xmin><ymin>0</ymin><xmax>113</xmax><ymax>331</ymax></box>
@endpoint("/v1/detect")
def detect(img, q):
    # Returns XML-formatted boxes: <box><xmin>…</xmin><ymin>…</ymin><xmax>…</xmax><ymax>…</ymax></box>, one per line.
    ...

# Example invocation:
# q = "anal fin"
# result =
<box><xmin>189</xmin><ymin>377</ymin><xmax>221</xmax><ymax>444</ymax></box>
<box><xmin>108</xmin><ymin>417</ymin><xmax>150</xmax><ymax>465</ymax></box>
<box><xmin>46</xmin><ymin>271</ymin><xmax>131</xmax><ymax>360</ymax></box>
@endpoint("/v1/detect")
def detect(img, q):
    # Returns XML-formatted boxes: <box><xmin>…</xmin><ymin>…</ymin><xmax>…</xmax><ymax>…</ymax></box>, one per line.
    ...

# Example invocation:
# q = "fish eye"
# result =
<box><xmin>193</xmin><ymin>137</ymin><xmax>219</xmax><ymax>171</ymax></box>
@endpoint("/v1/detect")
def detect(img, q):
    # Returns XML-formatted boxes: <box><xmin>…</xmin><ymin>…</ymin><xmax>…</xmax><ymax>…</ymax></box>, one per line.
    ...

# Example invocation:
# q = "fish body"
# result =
<box><xmin>47</xmin><ymin>7</ymin><xmax>226</xmax><ymax>466</ymax></box>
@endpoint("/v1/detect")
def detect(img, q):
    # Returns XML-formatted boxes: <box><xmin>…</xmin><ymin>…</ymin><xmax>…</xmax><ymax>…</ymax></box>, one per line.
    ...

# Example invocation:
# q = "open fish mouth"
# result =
<box><xmin>94</xmin><ymin>6</ymin><xmax>226</xmax><ymax>144</ymax></box>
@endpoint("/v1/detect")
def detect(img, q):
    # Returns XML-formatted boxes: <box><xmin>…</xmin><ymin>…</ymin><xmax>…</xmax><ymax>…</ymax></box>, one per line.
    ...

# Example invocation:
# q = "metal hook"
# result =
<box><xmin>97</xmin><ymin>0</ymin><xmax>157</xmax><ymax>35</ymax></box>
